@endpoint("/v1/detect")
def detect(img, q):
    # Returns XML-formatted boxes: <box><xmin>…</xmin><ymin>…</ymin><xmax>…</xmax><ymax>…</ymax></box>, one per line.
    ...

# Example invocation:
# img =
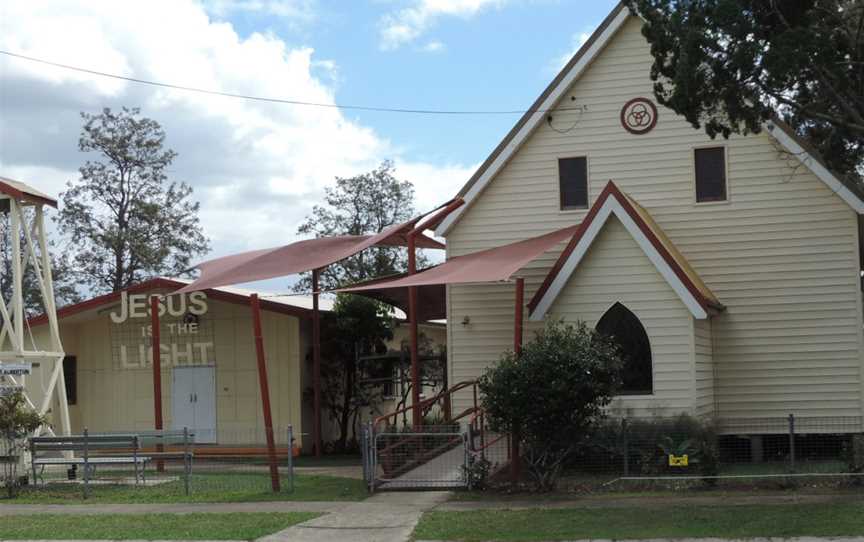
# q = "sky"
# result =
<box><xmin>0</xmin><ymin>0</ymin><xmax>618</xmax><ymax>292</ymax></box>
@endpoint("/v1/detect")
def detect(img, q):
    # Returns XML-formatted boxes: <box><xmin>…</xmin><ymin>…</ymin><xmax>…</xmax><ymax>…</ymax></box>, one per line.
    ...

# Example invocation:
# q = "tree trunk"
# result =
<box><xmin>337</xmin><ymin>358</ymin><xmax>355</xmax><ymax>452</ymax></box>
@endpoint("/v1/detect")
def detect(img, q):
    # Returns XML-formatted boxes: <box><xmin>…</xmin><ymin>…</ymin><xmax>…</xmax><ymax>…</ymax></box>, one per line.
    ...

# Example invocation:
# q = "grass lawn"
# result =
<box><xmin>413</xmin><ymin>502</ymin><xmax>864</xmax><ymax>541</ymax></box>
<box><xmin>7</xmin><ymin>473</ymin><xmax>367</xmax><ymax>504</ymax></box>
<box><xmin>0</xmin><ymin>512</ymin><xmax>319</xmax><ymax>540</ymax></box>
<box><xmin>293</xmin><ymin>454</ymin><xmax>361</xmax><ymax>467</ymax></box>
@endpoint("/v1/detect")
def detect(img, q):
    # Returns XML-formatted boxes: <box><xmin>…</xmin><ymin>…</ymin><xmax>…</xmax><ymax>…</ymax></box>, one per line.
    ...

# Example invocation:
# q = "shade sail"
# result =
<box><xmin>175</xmin><ymin>216</ymin><xmax>444</xmax><ymax>294</ymax></box>
<box><xmin>344</xmin><ymin>275</ymin><xmax>446</xmax><ymax>321</ymax></box>
<box><xmin>339</xmin><ymin>223</ymin><xmax>580</xmax><ymax>299</ymax></box>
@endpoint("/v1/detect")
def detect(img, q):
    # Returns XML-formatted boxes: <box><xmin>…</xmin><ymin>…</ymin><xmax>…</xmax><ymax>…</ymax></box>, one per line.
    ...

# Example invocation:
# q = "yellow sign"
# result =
<box><xmin>668</xmin><ymin>454</ymin><xmax>689</xmax><ymax>467</ymax></box>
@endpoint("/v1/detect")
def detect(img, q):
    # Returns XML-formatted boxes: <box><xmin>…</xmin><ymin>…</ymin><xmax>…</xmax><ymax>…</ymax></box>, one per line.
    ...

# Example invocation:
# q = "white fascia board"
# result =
<box><xmin>766</xmin><ymin>122</ymin><xmax>864</xmax><ymax>215</ymax></box>
<box><xmin>529</xmin><ymin>198</ymin><xmax>708</xmax><ymax>321</ymax></box>
<box><xmin>435</xmin><ymin>8</ymin><xmax>631</xmax><ymax>237</ymax></box>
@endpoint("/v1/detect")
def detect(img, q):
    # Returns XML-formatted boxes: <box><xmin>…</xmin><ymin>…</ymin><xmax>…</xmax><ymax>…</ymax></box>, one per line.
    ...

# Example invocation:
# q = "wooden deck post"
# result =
<box><xmin>251</xmin><ymin>294</ymin><xmax>281</xmax><ymax>492</ymax></box>
<box><xmin>312</xmin><ymin>268</ymin><xmax>323</xmax><ymax>457</ymax></box>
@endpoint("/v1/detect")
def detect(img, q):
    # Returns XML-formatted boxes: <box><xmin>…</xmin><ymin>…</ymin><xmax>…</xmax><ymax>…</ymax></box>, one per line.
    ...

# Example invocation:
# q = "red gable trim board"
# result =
<box><xmin>528</xmin><ymin>181</ymin><xmax>723</xmax><ymax>321</ymax></box>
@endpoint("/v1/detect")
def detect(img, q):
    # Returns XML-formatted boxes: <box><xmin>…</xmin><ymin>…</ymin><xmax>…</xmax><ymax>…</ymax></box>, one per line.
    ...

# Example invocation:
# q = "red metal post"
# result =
<box><xmin>406</xmin><ymin>198</ymin><xmax>464</xmax><ymax>428</ymax></box>
<box><xmin>150</xmin><ymin>296</ymin><xmax>165</xmax><ymax>472</ymax></box>
<box><xmin>510</xmin><ymin>278</ymin><xmax>525</xmax><ymax>482</ymax></box>
<box><xmin>251</xmin><ymin>294</ymin><xmax>281</xmax><ymax>492</ymax></box>
<box><xmin>312</xmin><ymin>268</ymin><xmax>323</xmax><ymax>457</ymax></box>
<box><xmin>408</xmin><ymin>234</ymin><xmax>421</xmax><ymax>427</ymax></box>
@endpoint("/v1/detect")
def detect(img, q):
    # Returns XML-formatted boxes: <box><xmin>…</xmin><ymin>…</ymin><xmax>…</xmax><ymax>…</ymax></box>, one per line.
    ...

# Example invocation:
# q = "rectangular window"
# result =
<box><xmin>695</xmin><ymin>147</ymin><xmax>727</xmax><ymax>202</ymax></box>
<box><xmin>63</xmin><ymin>356</ymin><xmax>77</xmax><ymax>405</ymax></box>
<box><xmin>559</xmin><ymin>157</ymin><xmax>588</xmax><ymax>210</ymax></box>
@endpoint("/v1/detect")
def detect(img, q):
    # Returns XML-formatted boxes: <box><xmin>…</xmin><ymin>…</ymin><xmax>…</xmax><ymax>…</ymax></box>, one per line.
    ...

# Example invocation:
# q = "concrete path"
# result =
<box><xmin>259</xmin><ymin>491</ymin><xmax>450</xmax><ymax>542</ymax></box>
<box><xmin>0</xmin><ymin>501</ymin><xmax>344</xmax><ymax>515</ymax></box>
<box><xmin>378</xmin><ymin>446</ymin><xmax>465</xmax><ymax>490</ymax></box>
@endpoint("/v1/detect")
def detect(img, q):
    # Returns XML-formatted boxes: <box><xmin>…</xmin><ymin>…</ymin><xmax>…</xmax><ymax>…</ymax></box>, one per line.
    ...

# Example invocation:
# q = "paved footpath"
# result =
<box><xmin>259</xmin><ymin>491</ymin><xmax>450</xmax><ymax>542</ymax></box>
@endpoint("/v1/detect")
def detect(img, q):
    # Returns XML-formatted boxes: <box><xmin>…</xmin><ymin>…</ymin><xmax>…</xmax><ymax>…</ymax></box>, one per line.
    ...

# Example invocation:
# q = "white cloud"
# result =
<box><xmin>551</xmin><ymin>31</ymin><xmax>591</xmax><ymax>72</ymax></box>
<box><xmin>204</xmin><ymin>0</ymin><xmax>317</xmax><ymax>21</ymax></box>
<box><xmin>0</xmin><ymin>0</ymin><xmax>472</xmax><ymax>263</ymax></box>
<box><xmin>420</xmin><ymin>40</ymin><xmax>446</xmax><ymax>53</ymax></box>
<box><xmin>379</xmin><ymin>0</ymin><xmax>505</xmax><ymax>51</ymax></box>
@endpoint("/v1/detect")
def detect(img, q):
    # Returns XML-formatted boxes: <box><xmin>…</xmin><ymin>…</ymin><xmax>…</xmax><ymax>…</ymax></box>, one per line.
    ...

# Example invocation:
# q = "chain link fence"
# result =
<box><xmin>24</xmin><ymin>426</ymin><xmax>296</xmax><ymax>500</ymax></box>
<box><xmin>555</xmin><ymin>415</ymin><xmax>864</xmax><ymax>492</ymax></box>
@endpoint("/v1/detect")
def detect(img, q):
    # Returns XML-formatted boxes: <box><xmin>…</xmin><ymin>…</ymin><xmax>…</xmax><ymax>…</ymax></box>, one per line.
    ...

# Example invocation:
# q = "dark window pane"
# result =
<box><xmin>63</xmin><ymin>356</ymin><xmax>77</xmax><ymax>405</ymax></box>
<box><xmin>596</xmin><ymin>303</ymin><xmax>653</xmax><ymax>395</ymax></box>
<box><xmin>559</xmin><ymin>157</ymin><xmax>588</xmax><ymax>209</ymax></box>
<box><xmin>695</xmin><ymin>147</ymin><xmax>727</xmax><ymax>202</ymax></box>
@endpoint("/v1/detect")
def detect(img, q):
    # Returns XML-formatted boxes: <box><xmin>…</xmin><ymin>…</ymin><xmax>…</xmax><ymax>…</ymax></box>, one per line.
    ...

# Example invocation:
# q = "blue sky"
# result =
<box><xmin>0</xmin><ymin>0</ymin><xmax>618</xmax><ymax>289</ymax></box>
<box><xmin>217</xmin><ymin>0</ymin><xmax>617</xmax><ymax>170</ymax></box>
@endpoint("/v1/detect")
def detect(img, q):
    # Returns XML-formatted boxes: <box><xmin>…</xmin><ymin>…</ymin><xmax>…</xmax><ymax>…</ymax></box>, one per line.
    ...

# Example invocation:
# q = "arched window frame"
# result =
<box><xmin>596</xmin><ymin>302</ymin><xmax>654</xmax><ymax>396</ymax></box>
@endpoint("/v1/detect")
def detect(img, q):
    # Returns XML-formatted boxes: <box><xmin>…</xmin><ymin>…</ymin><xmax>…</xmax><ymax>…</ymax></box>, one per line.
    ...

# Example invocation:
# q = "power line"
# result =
<box><xmin>0</xmin><ymin>49</ymin><xmax>585</xmax><ymax>116</ymax></box>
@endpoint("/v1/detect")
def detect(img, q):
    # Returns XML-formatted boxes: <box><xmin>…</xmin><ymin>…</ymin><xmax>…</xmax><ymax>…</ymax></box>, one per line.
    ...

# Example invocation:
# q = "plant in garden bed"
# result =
<box><xmin>577</xmin><ymin>414</ymin><xmax>720</xmax><ymax>486</ymax></box>
<box><xmin>0</xmin><ymin>390</ymin><xmax>48</xmax><ymax>498</ymax></box>
<box><xmin>479</xmin><ymin>320</ymin><xmax>623</xmax><ymax>491</ymax></box>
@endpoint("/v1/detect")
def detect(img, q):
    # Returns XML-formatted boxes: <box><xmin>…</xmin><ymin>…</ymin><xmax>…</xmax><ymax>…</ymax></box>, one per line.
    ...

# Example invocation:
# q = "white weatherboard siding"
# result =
<box><xmin>548</xmin><ymin>216</ymin><xmax>694</xmax><ymax>416</ymax></box>
<box><xmin>446</xmin><ymin>15</ymin><xmax>863</xmax><ymax>425</ymax></box>
<box><xmin>694</xmin><ymin>318</ymin><xmax>715</xmax><ymax>418</ymax></box>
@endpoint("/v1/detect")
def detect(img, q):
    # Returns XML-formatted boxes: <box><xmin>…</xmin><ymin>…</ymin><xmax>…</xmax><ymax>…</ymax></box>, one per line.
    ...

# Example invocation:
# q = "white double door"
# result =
<box><xmin>171</xmin><ymin>365</ymin><xmax>217</xmax><ymax>443</ymax></box>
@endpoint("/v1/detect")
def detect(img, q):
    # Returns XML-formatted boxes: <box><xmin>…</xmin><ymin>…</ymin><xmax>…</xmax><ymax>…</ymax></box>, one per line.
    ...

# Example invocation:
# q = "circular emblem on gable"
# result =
<box><xmin>620</xmin><ymin>97</ymin><xmax>657</xmax><ymax>135</ymax></box>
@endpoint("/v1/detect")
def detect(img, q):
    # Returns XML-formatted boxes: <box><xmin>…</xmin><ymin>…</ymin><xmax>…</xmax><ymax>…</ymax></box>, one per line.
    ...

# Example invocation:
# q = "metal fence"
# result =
<box><xmin>23</xmin><ymin>426</ymin><xmax>296</xmax><ymax>500</ymax></box>
<box><xmin>364</xmin><ymin>423</ymin><xmax>469</xmax><ymax>491</ymax></box>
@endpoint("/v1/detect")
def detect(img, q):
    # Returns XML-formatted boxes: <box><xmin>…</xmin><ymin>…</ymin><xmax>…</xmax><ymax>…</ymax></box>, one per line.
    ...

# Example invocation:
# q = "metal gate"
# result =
<box><xmin>362</xmin><ymin>424</ymin><xmax>468</xmax><ymax>491</ymax></box>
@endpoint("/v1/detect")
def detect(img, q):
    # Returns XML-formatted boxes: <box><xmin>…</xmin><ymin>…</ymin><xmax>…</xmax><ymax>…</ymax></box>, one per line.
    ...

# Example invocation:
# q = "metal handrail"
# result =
<box><xmin>373</xmin><ymin>379</ymin><xmax>477</xmax><ymax>429</ymax></box>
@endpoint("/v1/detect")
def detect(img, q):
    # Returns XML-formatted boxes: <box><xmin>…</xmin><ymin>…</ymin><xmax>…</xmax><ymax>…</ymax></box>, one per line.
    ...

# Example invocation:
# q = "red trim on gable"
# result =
<box><xmin>527</xmin><ymin>184</ymin><xmax>615</xmax><ymax>313</ymax></box>
<box><xmin>528</xmin><ymin>181</ymin><xmax>722</xmax><ymax>315</ymax></box>
<box><xmin>0</xmin><ymin>179</ymin><xmax>58</xmax><ymax>208</ymax></box>
<box><xmin>28</xmin><ymin>278</ymin><xmax>313</xmax><ymax>327</ymax></box>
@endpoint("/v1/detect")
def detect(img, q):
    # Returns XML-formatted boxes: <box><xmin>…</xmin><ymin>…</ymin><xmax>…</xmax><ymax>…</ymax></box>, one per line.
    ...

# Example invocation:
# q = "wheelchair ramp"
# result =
<box><xmin>367</xmin><ymin>427</ymin><xmax>467</xmax><ymax>490</ymax></box>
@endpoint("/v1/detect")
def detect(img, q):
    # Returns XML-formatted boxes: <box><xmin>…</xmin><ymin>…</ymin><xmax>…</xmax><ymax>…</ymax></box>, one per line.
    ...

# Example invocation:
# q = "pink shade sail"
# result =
<box><xmin>340</xmin><ymin>223</ymin><xmax>581</xmax><ymax>292</ymax></box>
<box><xmin>175</xmin><ymin>216</ymin><xmax>445</xmax><ymax>294</ymax></box>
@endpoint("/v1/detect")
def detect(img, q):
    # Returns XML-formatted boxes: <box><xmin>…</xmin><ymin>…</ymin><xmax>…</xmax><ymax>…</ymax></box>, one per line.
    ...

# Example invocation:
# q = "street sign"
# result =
<box><xmin>0</xmin><ymin>385</ymin><xmax>23</xmax><ymax>397</ymax></box>
<box><xmin>0</xmin><ymin>362</ymin><xmax>32</xmax><ymax>376</ymax></box>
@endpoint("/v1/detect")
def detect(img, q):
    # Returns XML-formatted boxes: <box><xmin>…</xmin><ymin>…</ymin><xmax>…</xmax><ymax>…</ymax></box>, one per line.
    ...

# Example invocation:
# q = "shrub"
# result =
<box><xmin>478</xmin><ymin>320</ymin><xmax>622</xmax><ymax>491</ymax></box>
<box><xmin>463</xmin><ymin>454</ymin><xmax>492</xmax><ymax>490</ymax></box>
<box><xmin>0</xmin><ymin>390</ymin><xmax>48</xmax><ymax>498</ymax></box>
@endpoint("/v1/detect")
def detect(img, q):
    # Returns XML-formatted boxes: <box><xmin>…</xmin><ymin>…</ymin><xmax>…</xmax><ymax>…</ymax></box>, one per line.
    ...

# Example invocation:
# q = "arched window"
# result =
<box><xmin>596</xmin><ymin>302</ymin><xmax>653</xmax><ymax>395</ymax></box>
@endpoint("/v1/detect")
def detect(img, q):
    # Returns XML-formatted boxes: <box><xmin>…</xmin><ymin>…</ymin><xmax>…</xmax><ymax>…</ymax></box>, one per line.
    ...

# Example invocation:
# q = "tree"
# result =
<box><xmin>0</xmin><ymin>390</ymin><xmax>47</xmax><ymax>498</ymax></box>
<box><xmin>57</xmin><ymin>107</ymin><xmax>209</xmax><ymax>293</ymax></box>
<box><xmin>0</xmin><ymin>210</ymin><xmax>80</xmax><ymax>315</ymax></box>
<box><xmin>626</xmin><ymin>0</ymin><xmax>864</xmax><ymax>183</ymax></box>
<box><xmin>478</xmin><ymin>320</ymin><xmax>622</xmax><ymax>491</ymax></box>
<box><xmin>295</xmin><ymin>161</ymin><xmax>428</xmax><ymax>292</ymax></box>
<box><xmin>391</xmin><ymin>332</ymin><xmax>446</xmax><ymax>425</ymax></box>
<box><xmin>312</xmin><ymin>294</ymin><xmax>394</xmax><ymax>452</ymax></box>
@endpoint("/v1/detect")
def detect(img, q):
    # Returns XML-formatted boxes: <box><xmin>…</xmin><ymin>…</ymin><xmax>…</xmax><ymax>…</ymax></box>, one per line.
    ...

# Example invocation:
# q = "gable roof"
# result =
<box><xmin>436</xmin><ymin>2</ymin><xmax>864</xmax><ymax>236</ymax></box>
<box><xmin>528</xmin><ymin>181</ymin><xmax>723</xmax><ymax>321</ymax></box>
<box><xmin>0</xmin><ymin>175</ymin><xmax>58</xmax><ymax>207</ymax></box>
